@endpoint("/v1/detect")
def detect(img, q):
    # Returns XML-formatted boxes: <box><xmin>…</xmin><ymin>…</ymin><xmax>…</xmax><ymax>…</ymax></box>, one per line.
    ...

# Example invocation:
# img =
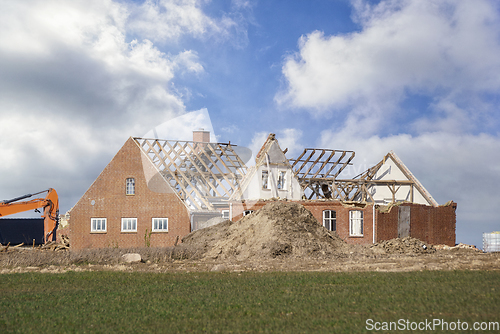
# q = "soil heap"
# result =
<box><xmin>182</xmin><ymin>201</ymin><xmax>348</xmax><ymax>261</ymax></box>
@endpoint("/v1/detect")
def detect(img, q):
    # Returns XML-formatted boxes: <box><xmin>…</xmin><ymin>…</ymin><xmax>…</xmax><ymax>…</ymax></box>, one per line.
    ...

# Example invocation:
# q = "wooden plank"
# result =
<box><xmin>301</xmin><ymin>149</ymin><xmax>326</xmax><ymax>179</ymax></box>
<box><xmin>176</xmin><ymin>141</ymin><xmax>225</xmax><ymax>198</ymax></box>
<box><xmin>204</xmin><ymin>143</ymin><xmax>240</xmax><ymax>194</ymax></box>
<box><xmin>296</xmin><ymin>149</ymin><xmax>316</xmax><ymax>178</ymax></box>
<box><xmin>311</xmin><ymin>150</ymin><xmax>336</xmax><ymax>178</ymax></box>
<box><xmin>159</xmin><ymin>141</ymin><xmax>213</xmax><ymax>210</ymax></box>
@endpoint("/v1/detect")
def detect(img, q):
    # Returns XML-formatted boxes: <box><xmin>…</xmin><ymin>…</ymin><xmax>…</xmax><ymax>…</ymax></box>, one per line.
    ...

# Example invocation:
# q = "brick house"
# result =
<box><xmin>69</xmin><ymin>131</ymin><xmax>456</xmax><ymax>249</ymax></box>
<box><xmin>69</xmin><ymin>137</ymin><xmax>190</xmax><ymax>250</ymax></box>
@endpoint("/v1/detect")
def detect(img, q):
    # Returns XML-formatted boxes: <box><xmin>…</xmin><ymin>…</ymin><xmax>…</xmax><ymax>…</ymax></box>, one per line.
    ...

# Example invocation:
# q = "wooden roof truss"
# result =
<box><xmin>290</xmin><ymin>150</ymin><xmax>427</xmax><ymax>204</ymax></box>
<box><xmin>289</xmin><ymin>148</ymin><xmax>355</xmax><ymax>200</ymax></box>
<box><xmin>135</xmin><ymin>138</ymin><xmax>247</xmax><ymax>211</ymax></box>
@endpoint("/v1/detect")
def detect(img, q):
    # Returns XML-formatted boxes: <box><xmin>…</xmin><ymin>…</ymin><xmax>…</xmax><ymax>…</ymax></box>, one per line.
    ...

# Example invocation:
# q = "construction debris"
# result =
<box><xmin>434</xmin><ymin>243</ymin><xmax>482</xmax><ymax>252</ymax></box>
<box><xmin>371</xmin><ymin>237</ymin><xmax>435</xmax><ymax>254</ymax></box>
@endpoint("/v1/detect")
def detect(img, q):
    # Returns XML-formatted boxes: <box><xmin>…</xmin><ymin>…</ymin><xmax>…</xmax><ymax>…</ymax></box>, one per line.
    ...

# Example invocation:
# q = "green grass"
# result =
<box><xmin>0</xmin><ymin>271</ymin><xmax>499</xmax><ymax>333</ymax></box>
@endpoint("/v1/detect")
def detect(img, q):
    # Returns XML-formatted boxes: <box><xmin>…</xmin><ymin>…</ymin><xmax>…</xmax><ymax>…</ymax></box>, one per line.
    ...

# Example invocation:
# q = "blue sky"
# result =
<box><xmin>1</xmin><ymin>0</ymin><xmax>500</xmax><ymax>248</ymax></box>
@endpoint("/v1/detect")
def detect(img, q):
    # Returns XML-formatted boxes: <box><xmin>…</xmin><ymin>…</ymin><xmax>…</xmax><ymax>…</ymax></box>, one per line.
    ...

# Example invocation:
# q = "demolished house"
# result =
<box><xmin>69</xmin><ymin>131</ymin><xmax>456</xmax><ymax>250</ymax></box>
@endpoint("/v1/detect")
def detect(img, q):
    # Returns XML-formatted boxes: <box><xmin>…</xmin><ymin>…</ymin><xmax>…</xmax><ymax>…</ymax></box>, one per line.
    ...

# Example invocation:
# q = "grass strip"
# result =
<box><xmin>0</xmin><ymin>270</ymin><xmax>498</xmax><ymax>333</ymax></box>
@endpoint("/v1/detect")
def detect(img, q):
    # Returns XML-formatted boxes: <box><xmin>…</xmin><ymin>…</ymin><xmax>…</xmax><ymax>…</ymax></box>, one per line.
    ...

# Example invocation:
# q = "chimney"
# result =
<box><xmin>193</xmin><ymin>128</ymin><xmax>210</xmax><ymax>143</ymax></box>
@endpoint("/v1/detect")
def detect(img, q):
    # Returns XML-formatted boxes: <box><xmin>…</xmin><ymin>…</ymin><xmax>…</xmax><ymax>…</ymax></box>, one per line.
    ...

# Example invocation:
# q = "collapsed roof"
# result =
<box><xmin>134</xmin><ymin>133</ymin><xmax>438</xmax><ymax>211</ymax></box>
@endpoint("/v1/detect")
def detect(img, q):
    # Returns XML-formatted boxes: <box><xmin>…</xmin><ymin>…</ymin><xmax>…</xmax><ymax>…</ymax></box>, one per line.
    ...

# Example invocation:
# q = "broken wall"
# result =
<box><xmin>375</xmin><ymin>202</ymin><xmax>456</xmax><ymax>246</ymax></box>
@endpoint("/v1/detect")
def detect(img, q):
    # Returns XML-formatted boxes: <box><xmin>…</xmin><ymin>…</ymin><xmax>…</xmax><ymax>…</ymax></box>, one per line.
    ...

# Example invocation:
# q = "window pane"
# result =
<box><xmin>262</xmin><ymin>171</ymin><xmax>268</xmax><ymax>189</ymax></box>
<box><xmin>126</xmin><ymin>178</ymin><xmax>135</xmax><ymax>195</ymax></box>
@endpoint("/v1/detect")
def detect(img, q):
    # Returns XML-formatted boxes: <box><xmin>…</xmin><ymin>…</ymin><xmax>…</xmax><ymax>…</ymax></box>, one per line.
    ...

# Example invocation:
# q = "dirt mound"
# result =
<box><xmin>372</xmin><ymin>236</ymin><xmax>435</xmax><ymax>254</ymax></box>
<box><xmin>182</xmin><ymin>201</ymin><xmax>348</xmax><ymax>261</ymax></box>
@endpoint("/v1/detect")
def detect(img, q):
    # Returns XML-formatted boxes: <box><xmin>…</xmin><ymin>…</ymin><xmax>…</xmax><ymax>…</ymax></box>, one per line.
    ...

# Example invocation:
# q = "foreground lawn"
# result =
<box><xmin>0</xmin><ymin>270</ymin><xmax>499</xmax><ymax>333</ymax></box>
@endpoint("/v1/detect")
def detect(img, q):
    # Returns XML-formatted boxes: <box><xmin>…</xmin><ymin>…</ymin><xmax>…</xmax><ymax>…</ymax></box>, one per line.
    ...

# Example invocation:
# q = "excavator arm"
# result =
<box><xmin>0</xmin><ymin>189</ymin><xmax>59</xmax><ymax>243</ymax></box>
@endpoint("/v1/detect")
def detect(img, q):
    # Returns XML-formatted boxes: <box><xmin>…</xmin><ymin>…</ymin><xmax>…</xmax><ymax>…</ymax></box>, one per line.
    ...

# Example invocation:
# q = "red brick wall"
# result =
<box><xmin>375</xmin><ymin>202</ymin><xmax>456</xmax><ymax>246</ymax></box>
<box><xmin>69</xmin><ymin>138</ymin><xmax>191</xmax><ymax>250</ymax></box>
<box><xmin>231</xmin><ymin>200</ymin><xmax>375</xmax><ymax>245</ymax></box>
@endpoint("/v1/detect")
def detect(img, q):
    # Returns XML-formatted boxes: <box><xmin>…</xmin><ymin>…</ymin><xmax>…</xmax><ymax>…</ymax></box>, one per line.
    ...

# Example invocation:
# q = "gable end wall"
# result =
<box><xmin>70</xmin><ymin>138</ymin><xmax>190</xmax><ymax>250</ymax></box>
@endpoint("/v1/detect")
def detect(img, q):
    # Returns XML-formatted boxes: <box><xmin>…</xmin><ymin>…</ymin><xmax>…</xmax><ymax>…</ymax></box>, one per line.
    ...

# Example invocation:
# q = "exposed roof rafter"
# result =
<box><xmin>134</xmin><ymin>138</ymin><xmax>247</xmax><ymax>211</ymax></box>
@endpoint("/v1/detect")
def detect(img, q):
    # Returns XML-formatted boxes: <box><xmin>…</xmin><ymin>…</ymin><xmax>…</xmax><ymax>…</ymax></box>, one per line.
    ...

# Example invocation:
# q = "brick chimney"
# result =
<box><xmin>193</xmin><ymin>128</ymin><xmax>210</xmax><ymax>143</ymax></box>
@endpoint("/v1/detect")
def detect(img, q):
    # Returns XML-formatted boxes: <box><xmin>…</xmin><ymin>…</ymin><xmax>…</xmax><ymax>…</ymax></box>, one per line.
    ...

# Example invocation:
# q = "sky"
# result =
<box><xmin>1</xmin><ymin>0</ymin><xmax>500</xmax><ymax>249</ymax></box>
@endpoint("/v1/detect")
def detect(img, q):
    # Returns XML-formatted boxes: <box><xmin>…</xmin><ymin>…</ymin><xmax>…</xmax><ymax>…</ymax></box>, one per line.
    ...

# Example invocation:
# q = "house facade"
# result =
<box><xmin>68</xmin><ymin>131</ymin><xmax>456</xmax><ymax>249</ymax></box>
<box><xmin>69</xmin><ymin>138</ymin><xmax>190</xmax><ymax>250</ymax></box>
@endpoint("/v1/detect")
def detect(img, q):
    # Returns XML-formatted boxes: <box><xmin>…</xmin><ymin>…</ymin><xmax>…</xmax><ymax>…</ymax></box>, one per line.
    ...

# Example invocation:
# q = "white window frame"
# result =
<box><xmin>126</xmin><ymin>178</ymin><xmax>135</xmax><ymax>195</ymax></box>
<box><xmin>277</xmin><ymin>171</ymin><xmax>286</xmax><ymax>190</ymax></box>
<box><xmin>262</xmin><ymin>170</ymin><xmax>269</xmax><ymax>189</ymax></box>
<box><xmin>323</xmin><ymin>210</ymin><xmax>336</xmax><ymax>231</ymax></box>
<box><xmin>152</xmin><ymin>218</ymin><xmax>168</xmax><ymax>232</ymax></box>
<box><xmin>221</xmin><ymin>210</ymin><xmax>230</xmax><ymax>220</ymax></box>
<box><xmin>121</xmin><ymin>218</ymin><xmax>137</xmax><ymax>232</ymax></box>
<box><xmin>349</xmin><ymin>210</ymin><xmax>363</xmax><ymax>236</ymax></box>
<box><xmin>91</xmin><ymin>218</ymin><xmax>107</xmax><ymax>232</ymax></box>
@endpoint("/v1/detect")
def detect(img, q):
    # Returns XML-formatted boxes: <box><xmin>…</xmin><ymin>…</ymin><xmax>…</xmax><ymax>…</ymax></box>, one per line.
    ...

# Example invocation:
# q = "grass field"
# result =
<box><xmin>0</xmin><ymin>270</ymin><xmax>499</xmax><ymax>333</ymax></box>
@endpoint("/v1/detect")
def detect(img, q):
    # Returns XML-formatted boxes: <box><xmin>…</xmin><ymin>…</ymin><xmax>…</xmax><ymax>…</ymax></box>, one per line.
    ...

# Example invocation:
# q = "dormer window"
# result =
<box><xmin>126</xmin><ymin>178</ymin><xmax>135</xmax><ymax>195</ymax></box>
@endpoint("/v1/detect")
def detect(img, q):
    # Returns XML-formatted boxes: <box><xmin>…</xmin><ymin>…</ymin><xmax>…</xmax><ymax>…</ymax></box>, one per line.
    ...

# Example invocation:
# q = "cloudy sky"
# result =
<box><xmin>1</xmin><ymin>0</ymin><xmax>499</xmax><ymax>248</ymax></box>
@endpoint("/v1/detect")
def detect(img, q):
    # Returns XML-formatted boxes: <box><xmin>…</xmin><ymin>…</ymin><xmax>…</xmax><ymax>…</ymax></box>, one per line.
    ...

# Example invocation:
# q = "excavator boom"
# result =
<box><xmin>0</xmin><ymin>189</ymin><xmax>59</xmax><ymax>243</ymax></box>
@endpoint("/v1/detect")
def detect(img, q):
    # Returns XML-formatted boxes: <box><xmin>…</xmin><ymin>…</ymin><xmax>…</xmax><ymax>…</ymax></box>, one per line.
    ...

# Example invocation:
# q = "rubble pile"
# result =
<box><xmin>182</xmin><ymin>201</ymin><xmax>348</xmax><ymax>261</ymax></box>
<box><xmin>434</xmin><ymin>243</ymin><xmax>482</xmax><ymax>252</ymax></box>
<box><xmin>372</xmin><ymin>236</ymin><xmax>435</xmax><ymax>254</ymax></box>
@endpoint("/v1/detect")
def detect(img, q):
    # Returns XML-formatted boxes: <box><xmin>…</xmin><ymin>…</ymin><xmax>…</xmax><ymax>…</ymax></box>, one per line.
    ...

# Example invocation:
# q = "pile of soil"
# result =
<box><xmin>182</xmin><ymin>201</ymin><xmax>349</xmax><ymax>261</ymax></box>
<box><xmin>372</xmin><ymin>236</ymin><xmax>435</xmax><ymax>254</ymax></box>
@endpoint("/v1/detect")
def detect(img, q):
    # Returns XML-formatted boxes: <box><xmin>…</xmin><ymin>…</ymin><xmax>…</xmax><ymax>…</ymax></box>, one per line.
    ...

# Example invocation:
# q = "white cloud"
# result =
<box><xmin>276</xmin><ymin>0</ymin><xmax>500</xmax><ymax>135</ymax></box>
<box><xmin>128</xmin><ymin>0</ymin><xmax>236</xmax><ymax>43</ymax></box>
<box><xmin>0</xmin><ymin>0</ymin><xmax>237</xmax><ymax>212</ymax></box>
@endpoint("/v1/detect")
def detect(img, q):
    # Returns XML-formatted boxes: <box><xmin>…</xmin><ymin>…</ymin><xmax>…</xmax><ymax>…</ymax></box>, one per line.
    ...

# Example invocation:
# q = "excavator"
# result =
<box><xmin>0</xmin><ymin>188</ymin><xmax>59</xmax><ymax>243</ymax></box>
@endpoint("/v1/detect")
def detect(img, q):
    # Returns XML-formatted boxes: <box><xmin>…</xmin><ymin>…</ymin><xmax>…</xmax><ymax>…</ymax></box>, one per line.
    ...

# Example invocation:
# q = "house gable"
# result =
<box><xmin>233</xmin><ymin>134</ymin><xmax>302</xmax><ymax>201</ymax></box>
<box><xmin>367</xmin><ymin>151</ymin><xmax>438</xmax><ymax>206</ymax></box>
<box><xmin>69</xmin><ymin>137</ymin><xmax>190</xmax><ymax>250</ymax></box>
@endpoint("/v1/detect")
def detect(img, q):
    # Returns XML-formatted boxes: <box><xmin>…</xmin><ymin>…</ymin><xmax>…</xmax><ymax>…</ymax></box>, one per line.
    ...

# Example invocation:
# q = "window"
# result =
<box><xmin>121</xmin><ymin>218</ymin><xmax>137</xmax><ymax>232</ymax></box>
<box><xmin>277</xmin><ymin>171</ymin><xmax>286</xmax><ymax>190</ymax></box>
<box><xmin>152</xmin><ymin>218</ymin><xmax>168</xmax><ymax>232</ymax></box>
<box><xmin>323</xmin><ymin>210</ymin><xmax>336</xmax><ymax>231</ymax></box>
<box><xmin>221</xmin><ymin>210</ymin><xmax>230</xmax><ymax>220</ymax></box>
<box><xmin>349</xmin><ymin>210</ymin><xmax>363</xmax><ymax>236</ymax></box>
<box><xmin>126</xmin><ymin>178</ymin><xmax>135</xmax><ymax>195</ymax></box>
<box><xmin>262</xmin><ymin>170</ymin><xmax>269</xmax><ymax>189</ymax></box>
<box><xmin>243</xmin><ymin>210</ymin><xmax>254</xmax><ymax>216</ymax></box>
<box><xmin>91</xmin><ymin>218</ymin><xmax>106</xmax><ymax>232</ymax></box>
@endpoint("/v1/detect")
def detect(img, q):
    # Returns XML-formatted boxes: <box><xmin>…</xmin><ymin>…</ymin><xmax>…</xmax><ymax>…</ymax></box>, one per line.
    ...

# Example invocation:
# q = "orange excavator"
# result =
<box><xmin>0</xmin><ymin>188</ymin><xmax>59</xmax><ymax>243</ymax></box>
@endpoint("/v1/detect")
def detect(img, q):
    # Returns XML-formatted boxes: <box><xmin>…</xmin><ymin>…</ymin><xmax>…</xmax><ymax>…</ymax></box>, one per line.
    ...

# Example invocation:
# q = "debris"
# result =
<box><xmin>434</xmin><ymin>243</ymin><xmax>482</xmax><ymax>252</ymax></box>
<box><xmin>40</xmin><ymin>241</ymin><xmax>69</xmax><ymax>251</ymax></box>
<box><xmin>372</xmin><ymin>236</ymin><xmax>435</xmax><ymax>254</ymax></box>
